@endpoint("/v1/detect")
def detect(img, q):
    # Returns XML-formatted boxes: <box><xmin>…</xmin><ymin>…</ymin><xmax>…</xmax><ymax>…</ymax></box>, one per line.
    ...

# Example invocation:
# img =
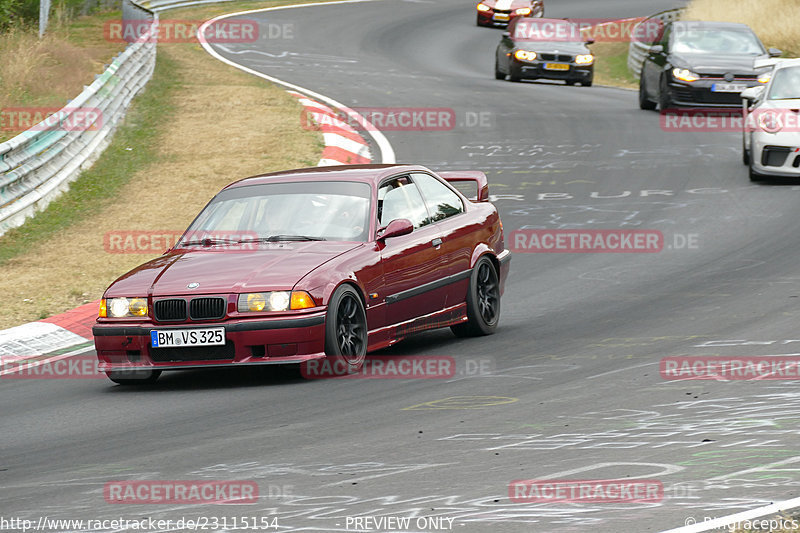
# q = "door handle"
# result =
<box><xmin>431</xmin><ymin>238</ymin><xmax>443</xmax><ymax>248</ymax></box>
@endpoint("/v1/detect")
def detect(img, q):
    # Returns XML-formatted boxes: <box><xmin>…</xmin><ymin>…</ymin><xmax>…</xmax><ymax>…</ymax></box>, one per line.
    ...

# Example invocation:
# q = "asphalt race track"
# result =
<box><xmin>6</xmin><ymin>0</ymin><xmax>800</xmax><ymax>531</ymax></box>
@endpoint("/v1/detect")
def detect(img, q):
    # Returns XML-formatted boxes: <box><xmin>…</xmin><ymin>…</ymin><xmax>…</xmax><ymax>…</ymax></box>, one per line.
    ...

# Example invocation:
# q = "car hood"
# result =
<box><xmin>105</xmin><ymin>242</ymin><xmax>363</xmax><ymax>297</ymax></box>
<box><xmin>759</xmin><ymin>98</ymin><xmax>800</xmax><ymax>110</ymax></box>
<box><xmin>518</xmin><ymin>41</ymin><xmax>589</xmax><ymax>54</ymax></box>
<box><xmin>670</xmin><ymin>52</ymin><xmax>767</xmax><ymax>74</ymax></box>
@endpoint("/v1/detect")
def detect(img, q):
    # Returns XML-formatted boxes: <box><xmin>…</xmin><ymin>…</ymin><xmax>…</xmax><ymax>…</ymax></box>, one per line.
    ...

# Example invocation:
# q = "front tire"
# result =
<box><xmin>742</xmin><ymin>134</ymin><xmax>750</xmax><ymax>165</ymax></box>
<box><xmin>495</xmin><ymin>58</ymin><xmax>505</xmax><ymax>80</ymax></box>
<box><xmin>749</xmin><ymin>162</ymin><xmax>763</xmax><ymax>182</ymax></box>
<box><xmin>452</xmin><ymin>257</ymin><xmax>500</xmax><ymax>337</ymax></box>
<box><xmin>658</xmin><ymin>75</ymin><xmax>673</xmax><ymax>111</ymax></box>
<box><xmin>324</xmin><ymin>285</ymin><xmax>367</xmax><ymax>373</ymax></box>
<box><xmin>639</xmin><ymin>71</ymin><xmax>656</xmax><ymax>110</ymax></box>
<box><xmin>106</xmin><ymin>369</ymin><xmax>161</xmax><ymax>385</ymax></box>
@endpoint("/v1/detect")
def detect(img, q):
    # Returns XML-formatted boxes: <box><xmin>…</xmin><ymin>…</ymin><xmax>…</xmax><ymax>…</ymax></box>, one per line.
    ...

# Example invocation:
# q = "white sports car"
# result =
<box><xmin>742</xmin><ymin>58</ymin><xmax>800</xmax><ymax>181</ymax></box>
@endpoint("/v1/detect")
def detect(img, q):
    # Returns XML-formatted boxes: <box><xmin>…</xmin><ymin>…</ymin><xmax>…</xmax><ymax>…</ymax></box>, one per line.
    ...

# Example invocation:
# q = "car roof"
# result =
<box><xmin>224</xmin><ymin>164</ymin><xmax>436</xmax><ymax>189</ymax></box>
<box><xmin>672</xmin><ymin>20</ymin><xmax>756</xmax><ymax>32</ymax></box>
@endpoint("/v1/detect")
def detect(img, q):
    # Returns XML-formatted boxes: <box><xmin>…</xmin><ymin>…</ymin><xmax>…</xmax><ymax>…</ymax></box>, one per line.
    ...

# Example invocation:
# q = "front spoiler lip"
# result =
<box><xmin>92</xmin><ymin>313</ymin><xmax>326</xmax><ymax>337</ymax></box>
<box><xmin>98</xmin><ymin>354</ymin><xmax>326</xmax><ymax>372</ymax></box>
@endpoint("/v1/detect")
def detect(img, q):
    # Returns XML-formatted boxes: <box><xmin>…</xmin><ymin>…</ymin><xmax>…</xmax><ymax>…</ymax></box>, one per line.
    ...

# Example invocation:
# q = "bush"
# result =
<box><xmin>0</xmin><ymin>0</ymin><xmax>120</xmax><ymax>31</ymax></box>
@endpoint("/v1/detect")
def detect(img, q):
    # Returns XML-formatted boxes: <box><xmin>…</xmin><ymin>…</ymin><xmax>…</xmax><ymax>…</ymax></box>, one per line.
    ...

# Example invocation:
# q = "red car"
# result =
<box><xmin>93</xmin><ymin>164</ymin><xmax>511</xmax><ymax>384</ymax></box>
<box><xmin>477</xmin><ymin>0</ymin><xmax>544</xmax><ymax>28</ymax></box>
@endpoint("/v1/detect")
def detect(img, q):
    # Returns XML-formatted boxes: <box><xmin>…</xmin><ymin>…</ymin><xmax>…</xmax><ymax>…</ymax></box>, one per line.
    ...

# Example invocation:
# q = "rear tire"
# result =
<box><xmin>451</xmin><ymin>257</ymin><xmax>500</xmax><ymax>338</ymax></box>
<box><xmin>639</xmin><ymin>72</ymin><xmax>656</xmax><ymax>110</ymax></box>
<box><xmin>323</xmin><ymin>285</ymin><xmax>367</xmax><ymax>374</ymax></box>
<box><xmin>106</xmin><ymin>369</ymin><xmax>161</xmax><ymax>385</ymax></box>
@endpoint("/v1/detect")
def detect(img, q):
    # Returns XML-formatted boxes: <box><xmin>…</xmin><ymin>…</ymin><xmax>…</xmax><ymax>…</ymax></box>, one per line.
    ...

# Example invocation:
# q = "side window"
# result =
<box><xmin>411</xmin><ymin>173</ymin><xmax>465</xmax><ymax>223</ymax></box>
<box><xmin>378</xmin><ymin>176</ymin><xmax>430</xmax><ymax>229</ymax></box>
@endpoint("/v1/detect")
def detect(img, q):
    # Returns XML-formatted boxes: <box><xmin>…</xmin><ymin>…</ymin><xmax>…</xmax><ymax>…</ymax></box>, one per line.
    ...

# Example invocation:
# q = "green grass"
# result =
<box><xmin>592</xmin><ymin>42</ymin><xmax>638</xmax><ymax>89</ymax></box>
<box><xmin>0</xmin><ymin>51</ymin><xmax>180</xmax><ymax>265</ymax></box>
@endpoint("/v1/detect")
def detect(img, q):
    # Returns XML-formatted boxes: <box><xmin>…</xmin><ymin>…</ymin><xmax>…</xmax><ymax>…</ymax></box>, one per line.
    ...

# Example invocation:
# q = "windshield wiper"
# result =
<box><xmin>239</xmin><ymin>235</ymin><xmax>326</xmax><ymax>243</ymax></box>
<box><xmin>180</xmin><ymin>237</ymin><xmax>241</xmax><ymax>246</ymax></box>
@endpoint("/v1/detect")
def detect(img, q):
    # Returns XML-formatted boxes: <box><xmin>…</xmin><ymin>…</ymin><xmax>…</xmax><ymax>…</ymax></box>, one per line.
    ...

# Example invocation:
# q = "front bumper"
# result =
<box><xmin>752</xmin><ymin>135</ymin><xmax>800</xmax><ymax>177</ymax></box>
<box><xmin>93</xmin><ymin>312</ymin><xmax>327</xmax><ymax>371</ymax></box>
<box><xmin>513</xmin><ymin>60</ymin><xmax>593</xmax><ymax>82</ymax></box>
<box><xmin>477</xmin><ymin>10</ymin><xmax>519</xmax><ymax>27</ymax></box>
<box><xmin>669</xmin><ymin>79</ymin><xmax>765</xmax><ymax>107</ymax></box>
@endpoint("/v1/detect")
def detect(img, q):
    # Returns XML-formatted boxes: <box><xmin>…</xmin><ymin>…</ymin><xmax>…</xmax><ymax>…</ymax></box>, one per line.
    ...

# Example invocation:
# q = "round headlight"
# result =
<box><xmin>109</xmin><ymin>298</ymin><xmax>130</xmax><ymax>318</ymax></box>
<box><xmin>672</xmin><ymin>68</ymin><xmax>699</xmax><ymax>83</ymax></box>
<box><xmin>515</xmin><ymin>7</ymin><xmax>531</xmax><ymax>15</ymax></box>
<box><xmin>514</xmin><ymin>50</ymin><xmax>537</xmax><ymax>62</ymax></box>
<box><xmin>269</xmin><ymin>291</ymin><xmax>291</xmax><ymax>311</ymax></box>
<box><xmin>247</xmin><ymin>293</ymin><xmax>267</xmax><ymax>312</ymax></box>
<box><xmin>129</xmin><ymin>298</ymin><xmax>148</xmax><ymax>317</ymax></box>
<box><xmin>575</xmin><ymin>54</ymin><xmax>594</xmax><ymax>65</ymax></box>
<box><xmin>476</xmin><ymin>3</ymin><xmax>490</xmax><ymax>12</ymax></box>
<box><xmin>757</xmin><ymin>72</ymin><xmax>771</xmax><ymax>84</ymax></box>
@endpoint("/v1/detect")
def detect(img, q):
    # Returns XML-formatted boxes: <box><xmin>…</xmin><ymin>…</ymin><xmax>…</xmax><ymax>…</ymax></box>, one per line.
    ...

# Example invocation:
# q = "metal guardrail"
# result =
<box><xmin>0</xmin><ymin>0</ymin><xmax>157</xmax><ymax>237</ymax></box>
<box><xmin>142</xmin><ymin>0</ymin><xmax>240</xmax><ymax>12</ymax></box>
<box><xmin>627</xmin><ymin>8</ymin><xmax>684</xmax><ymax>80</ymax></box>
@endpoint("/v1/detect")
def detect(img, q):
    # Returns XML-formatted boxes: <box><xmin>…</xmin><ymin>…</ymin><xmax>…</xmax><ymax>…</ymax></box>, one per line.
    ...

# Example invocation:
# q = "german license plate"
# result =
<box><xmin>545</xmin><ymin>63</ymin><xmax>570</xmax><ymax>71</ymax></box>
<box><xmin>493</xmin><ymin>13</ymin><xmax>509</xmax><ymax>21</ymax></box>
<box><xmin>150</xmin><ymin>328</ymin><xmax>225</xmax><ymax>348</ymax></box>
<box><xmin>711</xmin><ymin>83</ymin><xmax>747</xmax><ymax>93</ymax></box>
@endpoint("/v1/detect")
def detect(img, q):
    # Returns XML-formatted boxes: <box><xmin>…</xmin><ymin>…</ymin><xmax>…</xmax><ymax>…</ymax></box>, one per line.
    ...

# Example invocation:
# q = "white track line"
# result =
<box><xmin>196</xmin><ymin>0</ymin><xmax>395</xmax><ymax>164</ymax></box>
<box><xmin>659</xmin><ymin>497</ymin><xmax>800</xmax><ymax>532</ymax></box>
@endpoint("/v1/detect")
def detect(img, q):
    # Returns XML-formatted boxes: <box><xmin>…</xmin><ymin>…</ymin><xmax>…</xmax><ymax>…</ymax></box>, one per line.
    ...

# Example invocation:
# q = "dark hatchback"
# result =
<box><xmin>639</xmin><ymin>20</ymin><xmax>781</xmax><ymax>109</ymax></box>
<box><xmin>495</xmin><ymin>18</ymin><xmax>594</xmax><ymax>85</ymax></box>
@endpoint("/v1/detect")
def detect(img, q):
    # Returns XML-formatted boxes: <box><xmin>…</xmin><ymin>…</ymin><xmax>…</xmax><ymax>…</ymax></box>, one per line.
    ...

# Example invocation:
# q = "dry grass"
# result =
<box><xmin>0</xmin><ymin>11</ymin><xmax>126</xmax><ymax>142</ymax></box>
<box><xmin>683</xmin><ymin>0</ymin><xmax>800</xmax><ymax>55</ymax></box>
<box><xmin>0</xmin><ymin>5</ymin><xmax>324</xmax><ymax>328</ymax></box>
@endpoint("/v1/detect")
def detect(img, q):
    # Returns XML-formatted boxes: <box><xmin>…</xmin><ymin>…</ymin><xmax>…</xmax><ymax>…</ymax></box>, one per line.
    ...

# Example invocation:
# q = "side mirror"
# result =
<box><xmin>377</xmin><ymin>218</ymin><xmax>413</xmax><ymax>240</ymax></box>
<box><xmin>502</xmin><ymin>31</ymin><xmax>511</xmax><ymax>39</ymax></box>
<box><xmin>585</xmin><ymin>38</ymin><xmax>595</xmax><ymax>45</ymax></box>
<box><xmin>741</xmin><ymin>86</ymin><xmax>765</xmax><ymax>102</ymax></box>
<box><xmin>769</xmin><ymin>48</ymin><xmax>782</xmax><ymax>58</ymax></box>
<box><xmin>649</xmin><ymin>44</ymin><xmax>663</xmax><ymax>54</ymax></box>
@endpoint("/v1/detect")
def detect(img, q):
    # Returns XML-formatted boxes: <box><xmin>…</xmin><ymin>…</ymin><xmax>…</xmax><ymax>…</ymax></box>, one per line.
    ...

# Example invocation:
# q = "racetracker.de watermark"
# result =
<box><xmin>104</xmin><ymin>481</ymin><xmax>258</xmax><ymax>504</ymax></box>
<box><xmin>300</xmin><ymin>107</ymin><xmax>493</xmax><ymax>132</ymax></box>
<box><xmin>103</xmin><ymin>230</ymin><xmax>260</xmax><ymax>254</ymax></box>
<box><xmin>508</xmin><ymin>479</ymin><xmax>663</xmax><ymax>503</ymax></box>
<box><xmin>661</xmin><ymin>356</ymin><xmax>800</xmax><ymax>380</ymax></box>
<box><xmin>510</xmin><ymin>229</ymin><xmax>663</xmax><ymax>253</ymax></box>
<box><xmin>300</xmin><ymin>355</ymin><xmax>479</xmax><ymax>379</ymax></box>
<box><xmin>1</xmin><ymin>355</ymin><xmax>104</xmax><ymax>380</ymax></box>
<box><xmin>661</xmin><ymin>108</ymin><xmax>800</xmax><ymax>133</ymax></box>
<box><xmin>510</xmin><ymin>17</ymin><xmax>663</xmax><ymax>43</ymax></box>
<box><xmin>104</xmin><ymin>19</ymin><xmax>266</xmax><ymax>43</ymax></box>
<box><xmin>0</xmin><ymin>107</ymin><xmax>102</xmax><ymax>132</ymax></box>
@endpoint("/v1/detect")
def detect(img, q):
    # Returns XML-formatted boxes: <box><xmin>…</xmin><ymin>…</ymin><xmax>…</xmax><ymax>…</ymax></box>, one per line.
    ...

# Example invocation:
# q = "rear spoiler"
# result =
<box><xmin>438</xmin><ymin>171</ymin><xmax>489</xmax><ymax>202</ymax></box>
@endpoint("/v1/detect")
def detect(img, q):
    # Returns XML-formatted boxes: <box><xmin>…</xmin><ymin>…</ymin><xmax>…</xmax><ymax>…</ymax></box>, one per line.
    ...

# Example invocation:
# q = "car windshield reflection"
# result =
<box><xmin>179</xmin><ymin>180</ymin><xmax>372</xmax><ymax>244</ymax></box>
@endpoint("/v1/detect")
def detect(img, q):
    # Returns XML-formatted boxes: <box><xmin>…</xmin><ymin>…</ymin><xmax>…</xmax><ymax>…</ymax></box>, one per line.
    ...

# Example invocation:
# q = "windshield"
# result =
<box><xmin>769</xmin><ymin>66</ymin><xmax>800</xmax><ymax>100</ymax></box>
<box><xmin>671</xmin><ymin>28</ymin><xmax>764</xmax><ymax>55</ymax></box>
<box><xmin>180</xmin><ymin>180</ymin><xmax>372</xmax><ymax>244</ymax></box>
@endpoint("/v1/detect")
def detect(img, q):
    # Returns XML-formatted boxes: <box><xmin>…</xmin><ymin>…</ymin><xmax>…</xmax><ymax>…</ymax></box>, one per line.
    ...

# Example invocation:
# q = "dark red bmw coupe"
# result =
<box><xmin>93</xmin><ymin>164</ymin><xmax>510</xmax><ymax>384</ymax></box>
